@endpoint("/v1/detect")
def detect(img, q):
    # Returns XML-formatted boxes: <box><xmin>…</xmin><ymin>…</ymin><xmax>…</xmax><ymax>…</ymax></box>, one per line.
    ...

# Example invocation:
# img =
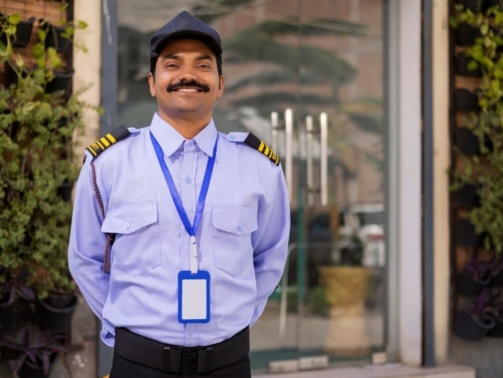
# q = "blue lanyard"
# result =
<box><xmin>150</xmin><ymin>131</ymin><xmax>217</xmax><ymax>239</ymax></box>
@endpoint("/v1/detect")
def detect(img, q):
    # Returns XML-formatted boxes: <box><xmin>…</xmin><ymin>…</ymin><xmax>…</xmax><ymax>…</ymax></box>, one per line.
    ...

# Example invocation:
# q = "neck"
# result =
<box><xmin>157</xmin><ymin>110</ymin><xmax>211</xmax><ymax>139</ymax></box>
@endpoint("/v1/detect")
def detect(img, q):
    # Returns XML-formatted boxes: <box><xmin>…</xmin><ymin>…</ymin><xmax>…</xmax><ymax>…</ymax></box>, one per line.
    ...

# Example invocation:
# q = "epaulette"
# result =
<box><xmin>86</xmin><ymin>125</ymin><xmax>131</xmax><ymax>158</ymax></box>
<box><xmin>242</xmin><ymin>132</ymin><xmax>280</xmax><ymax>166</ymax></box>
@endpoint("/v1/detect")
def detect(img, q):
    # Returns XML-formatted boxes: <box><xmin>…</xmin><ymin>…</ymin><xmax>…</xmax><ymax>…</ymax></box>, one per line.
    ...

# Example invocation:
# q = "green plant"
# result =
<box><xmin>451</xmin><ymin>4</ymin><xmax>503</xmax><ymax>254</ymax></box>
<box><xmin>0</xmin><ymin>6</ymin><xmax>94</xmax><ymax>298</ymax></box>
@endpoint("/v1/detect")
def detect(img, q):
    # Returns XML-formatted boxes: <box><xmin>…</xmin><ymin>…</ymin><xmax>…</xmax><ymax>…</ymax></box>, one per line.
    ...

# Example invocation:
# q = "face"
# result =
<box><xmin>148</xmin><ymin>39</ymin><xmax>224</xmax><ymax>121</ymax></box>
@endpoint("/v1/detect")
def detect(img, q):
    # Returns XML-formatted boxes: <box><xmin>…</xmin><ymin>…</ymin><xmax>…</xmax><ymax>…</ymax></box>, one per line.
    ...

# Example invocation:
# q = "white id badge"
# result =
<box><xmin>178</xmin><ymin>270</ymin><xmax>210</xmax><ymax>323</ymax></box>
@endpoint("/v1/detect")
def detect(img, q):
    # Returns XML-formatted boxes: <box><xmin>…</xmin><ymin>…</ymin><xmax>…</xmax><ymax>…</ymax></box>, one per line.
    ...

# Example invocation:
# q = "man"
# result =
<box><xmin>68</xmin><ymin>10</ymin><xmax>290</xmax><ymax>378</ymax></box>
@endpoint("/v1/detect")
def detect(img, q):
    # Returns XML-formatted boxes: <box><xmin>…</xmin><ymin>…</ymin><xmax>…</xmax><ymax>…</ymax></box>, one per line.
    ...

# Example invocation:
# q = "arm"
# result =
<box><xmin>68</xmin><ymin>156</ymin><xmax>110</xmax><ymax>322</ymax></box>
<box><xmin>250</xmin><ymin>168</ymin><xmax>290</xmax><ymax>326</ymax></box>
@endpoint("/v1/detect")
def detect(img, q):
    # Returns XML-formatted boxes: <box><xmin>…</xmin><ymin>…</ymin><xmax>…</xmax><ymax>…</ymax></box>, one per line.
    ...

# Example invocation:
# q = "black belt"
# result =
<box><xmin>114</xmin><ymin>327</ymin><xmax>250</xmax><ymax>374</ymax></box>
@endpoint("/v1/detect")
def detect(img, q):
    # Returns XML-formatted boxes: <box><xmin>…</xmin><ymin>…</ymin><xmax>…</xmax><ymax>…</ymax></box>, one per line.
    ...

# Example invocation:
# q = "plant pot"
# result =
<box><xmin>455</xmin><ymin>23</ymin><xmax>482</xmax><ymax>46</ymax></box>
<box><xmin>453</xmin><ymin>184</ymin><xmax>481</xmax><ymax>207</ymax></box>
<box><xmin>489</xmin><ymin>272</ymin><xmax>503</xmax><ymax>287</ymax></box>
<box><xmin>486</xmin><ymin>314</ymin><xmax>503</xmax><ymax>337</ymax></box>
<box><xmin>45</xmin><ymin>69</ymin><xmax>74</xmax><ymax>99</ymax></box>
<box><xmin>36</xmin><ymin>293</ymin><xmax>77</xmax><ymax>333</ymax></box>
<box><xmin>57</xmin><ymin>182</ymin><xmax>74</xmax><ymax>202</ymax></box>
<box><xmin>454</xmin><ymin>127</ymin><xmax>493</xmax><ymax>155</ymax></box>
<box><xmin>0</xmin><ymin>288</ymin><xmax>15</xmax><ymax>329</ymax></box>
<box><xmin>458</xmin><ymin>270</ymin><xmax>490</xmax><ymax>296</ymax></box>
<box><xmin>41</xmin><ymin>21</ymin><xmax>70</xmax><ymax>53</ymax></box>
<box><xmin>455</xmin><ymin>310</ymin><xmax>495</xmax><ymax>340</ymax></box>
<box><xmin>318</xmin><ymin>266</ymin><xmax>372</xmax><ymax>309</ymax></box>
<box><xmin>0</xmin><ymin>17</ymin><xmax>36</xmax><ymax>47</ymax></box>
<box><xmin>455</xmin><ymin>53</ymin><xmax>482</xmax><ymax>77</ymax></box>
<box><xmin>454</xmin><ymin>89</ymin><xmax>480</xmax><ymax>112</ymax></box>
<box><xmin>17</xmin><ymin>353</ymin><xmax>59</xmax><ymax>378</ymax></box>
<box><xmin>455</xmin><ymin>219</ymin><xmax>483</xmax><ymax>246</ymax></box>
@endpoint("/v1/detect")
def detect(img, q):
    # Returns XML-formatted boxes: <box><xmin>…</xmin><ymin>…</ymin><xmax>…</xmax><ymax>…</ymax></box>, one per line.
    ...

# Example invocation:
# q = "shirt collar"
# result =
<box><xmin>149</xmin><ymin>113</ymin><xmax>217</xmax><ymax>157</ymax></box>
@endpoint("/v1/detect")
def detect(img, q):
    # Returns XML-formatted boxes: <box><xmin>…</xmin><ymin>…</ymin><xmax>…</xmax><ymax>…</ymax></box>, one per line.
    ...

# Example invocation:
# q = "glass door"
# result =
<box><xmin>117</xmin><ymin>0</ymin><xmax>387</xmax><ymax>372</ymax></box>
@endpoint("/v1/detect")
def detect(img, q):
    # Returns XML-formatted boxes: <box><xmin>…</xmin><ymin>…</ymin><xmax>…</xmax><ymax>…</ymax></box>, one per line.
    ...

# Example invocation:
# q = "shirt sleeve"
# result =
<box><xmin>250</xmin><ymin>167</ymin><xmax>290</xmax><ymax>326</ymax></box>
<box><xmin>68</xmin><ymin>156</ymin><xmax>110</xmax><ymax>322</ymax></box>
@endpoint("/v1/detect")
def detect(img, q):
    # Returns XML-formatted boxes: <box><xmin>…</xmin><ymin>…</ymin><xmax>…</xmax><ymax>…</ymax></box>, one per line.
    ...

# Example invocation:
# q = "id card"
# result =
<box><xmin>178</xmin><ymin>270</ymin><xmax>210</xmax><ymax>324</ymax></box>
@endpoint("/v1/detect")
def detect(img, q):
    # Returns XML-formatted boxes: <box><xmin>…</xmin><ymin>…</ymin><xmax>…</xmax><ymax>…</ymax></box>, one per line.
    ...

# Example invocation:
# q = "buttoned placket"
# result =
<box><xmin>181</xmin><ymin>140</ymin><xmax>201</xmax><ymax>346</ymax></box>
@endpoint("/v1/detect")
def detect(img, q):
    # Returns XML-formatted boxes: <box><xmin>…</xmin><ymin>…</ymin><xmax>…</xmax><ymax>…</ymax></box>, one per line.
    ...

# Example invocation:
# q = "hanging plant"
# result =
<box><xmin>451</xmin><ymin>4</ymin><xmax>503</xmax><ymax>254</ymax></box>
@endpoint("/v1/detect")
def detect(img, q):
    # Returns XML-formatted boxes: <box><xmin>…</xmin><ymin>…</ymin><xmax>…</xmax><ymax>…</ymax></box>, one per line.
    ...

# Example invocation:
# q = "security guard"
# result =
<box><xmin>68</xmin><ymin>10</ymin><xmax>290</xmax><ymax>378</ymax></box>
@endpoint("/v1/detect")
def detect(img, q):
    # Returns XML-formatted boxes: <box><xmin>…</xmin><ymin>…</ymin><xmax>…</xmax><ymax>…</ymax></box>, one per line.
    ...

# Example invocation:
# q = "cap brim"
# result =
<box><xmin>153</xmin><ymin>30</ymin><xmax>222</xmax><ymax>56</ymax></box>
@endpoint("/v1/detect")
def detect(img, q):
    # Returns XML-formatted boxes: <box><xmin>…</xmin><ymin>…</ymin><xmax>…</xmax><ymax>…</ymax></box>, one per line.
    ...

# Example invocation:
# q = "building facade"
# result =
<box><xmin>71</xmin><ymin>0</ymin><xmax>496</xmax><ymax>376</ymax></box>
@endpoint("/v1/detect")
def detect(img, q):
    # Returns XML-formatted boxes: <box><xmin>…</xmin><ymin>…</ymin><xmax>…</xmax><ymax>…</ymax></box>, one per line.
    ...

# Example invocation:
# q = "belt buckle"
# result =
<box><xmin>185</xmin><ymin>349</ymin><xmax>198</xmax><ymax>372</ymax></box>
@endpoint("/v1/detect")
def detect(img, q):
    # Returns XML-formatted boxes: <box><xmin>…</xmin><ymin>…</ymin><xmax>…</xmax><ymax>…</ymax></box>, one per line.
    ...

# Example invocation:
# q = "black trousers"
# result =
<box><xmin>109</xmin><ymin>351</ymin><xmax>251</xmax><ymax>378</ymax></box>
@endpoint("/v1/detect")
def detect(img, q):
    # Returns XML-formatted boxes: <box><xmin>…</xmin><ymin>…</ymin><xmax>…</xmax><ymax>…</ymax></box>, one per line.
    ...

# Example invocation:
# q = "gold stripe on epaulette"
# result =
<box><xmin>106</xmin><ymin>133</ymin><xmax>116</xmax><ymax>143</ymax></box>
<box><xmin>100</xmin><ymin>137</ymin><xmax>110</xmax><ymax>147</ymax></box>
<box><xmin>258</xmin><ymin>141</ymin><xmax>265</xmax><ymax>152</ymax></box>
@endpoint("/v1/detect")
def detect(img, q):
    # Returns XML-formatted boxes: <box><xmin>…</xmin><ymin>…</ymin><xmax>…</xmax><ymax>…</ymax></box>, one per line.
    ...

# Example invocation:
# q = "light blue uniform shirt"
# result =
<box><xmin>68</xmin><ymin>113</ymin><xmax>290</xmax><ymax>347</ymax></box>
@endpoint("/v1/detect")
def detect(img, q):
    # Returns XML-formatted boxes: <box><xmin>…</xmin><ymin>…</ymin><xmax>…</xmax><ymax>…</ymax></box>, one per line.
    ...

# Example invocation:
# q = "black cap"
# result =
<box><xmin>150</xmin><ymin>11</ymin><xmax>222</xmax><ymax>59</ymax></box>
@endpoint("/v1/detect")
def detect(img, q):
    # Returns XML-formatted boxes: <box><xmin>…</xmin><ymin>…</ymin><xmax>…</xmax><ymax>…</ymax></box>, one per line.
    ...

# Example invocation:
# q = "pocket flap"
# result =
<box><xmin>212</xmin><ymin>207</ymin><xmax>258</xmax><ymax>235</ymax></box>
<box><xmin>102</xmin><ymin>201</ymin><xmax>158</xmax><ymax>234</ymax></box>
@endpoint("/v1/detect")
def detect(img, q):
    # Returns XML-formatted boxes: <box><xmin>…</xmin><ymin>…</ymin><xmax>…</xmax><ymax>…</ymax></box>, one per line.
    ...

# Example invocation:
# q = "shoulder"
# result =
<box><xmin>220</xmin><ymin>131</ymin><xmax>281</xmax><ymax>167</ymax></box>
<box><xmin>84</xmin><ymin>126</ymin><xmax>145</xmax><ymax>162</ymax></box>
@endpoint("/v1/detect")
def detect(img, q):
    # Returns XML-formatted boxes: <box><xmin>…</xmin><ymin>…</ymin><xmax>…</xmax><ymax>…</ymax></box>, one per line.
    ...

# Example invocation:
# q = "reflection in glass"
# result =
<box><xmin>118</xmin><ymin>0</ymin><xmax>386</xmax><ymax>372</ymax></box>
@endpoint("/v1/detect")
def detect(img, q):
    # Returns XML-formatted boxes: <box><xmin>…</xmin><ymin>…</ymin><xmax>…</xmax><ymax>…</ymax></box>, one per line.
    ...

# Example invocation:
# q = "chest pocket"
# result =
<box><xmin>102</xmin><ymin>200</ymin><xmax>161</xmax><ymax>277</ymax></box>
<box><xmin>212</xmin><ymin>207</ymin><xmax>258</xmax><ymax>277</ymax></box>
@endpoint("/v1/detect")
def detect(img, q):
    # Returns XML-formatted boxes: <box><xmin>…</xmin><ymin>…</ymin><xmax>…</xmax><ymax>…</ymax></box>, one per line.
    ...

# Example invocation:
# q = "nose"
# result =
<box><xmin>177</xmin><ymin>65</ymin><xmax>198</xmax><ymax>82</ymax></box>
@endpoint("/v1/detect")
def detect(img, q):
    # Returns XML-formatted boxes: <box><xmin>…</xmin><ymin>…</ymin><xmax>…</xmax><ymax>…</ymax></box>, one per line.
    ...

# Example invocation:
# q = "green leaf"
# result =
<box><xmin>454</xmin><ymin>4</ymin><xmax>464</xmax><ymax>12</ymax></box>
<box><xmin>450</xmin><ymin>17</ymin><xmax>459</xmax><ymax>29</ymax></box>
<box><xmin>4</xmin><ymin>25</ymin><xmax>16</xmax><ymax>36</ymax></box>
<box><xmin>77</xmin><ymin>20</ymin><xmax>88</xmax><ymax>29</ymax></box>
<box><xmin>60</xmin><ymin>26</ymin><xmax>74</xmax><ymax>40</ymax></box>
<box><xmin>467</xmin><ymin>60</ymin><xmax>478</xmax><ymax>71</ymax></box>
<box><xmin>481</xmin><ymin>23</ymin><xmax>489</xmax><ymax>36</ymax></box>
<box><xmin>31</xmin><ymin>43</ymin><xmax>44</xmax><ymax>59</ymax></box>
<box><xmin>47</xmin><ymin>48</ymin><xmax>62</xmax><ymax>68</ymax></box>
<box><xmin>38</xmin><ymin>29</ymin><xmax>47</xmax><ymax>42</ymax></box>
<box><xmin>8</xmin><ymin>13</ymin><xmax>21</xmax><ymax>26</ymax></box>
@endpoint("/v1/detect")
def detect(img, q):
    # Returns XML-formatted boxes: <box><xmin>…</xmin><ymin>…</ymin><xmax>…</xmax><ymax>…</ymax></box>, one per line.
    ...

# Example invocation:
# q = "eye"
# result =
<box><xmin>165</xmin><ymin>62</ymin><xmax>179</xmax><ymax>69</ymax></box>
<box><xmin>198</xmin><ymin>63</ymin><xmax>211</xmax><ymax>69</ymax></box>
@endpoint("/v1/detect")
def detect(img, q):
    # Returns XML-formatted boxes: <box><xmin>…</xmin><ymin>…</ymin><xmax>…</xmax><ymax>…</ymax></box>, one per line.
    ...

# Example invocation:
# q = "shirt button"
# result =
<box><xmin>238</xmin><ymin>226</ymin><xmax>243</xmax><ymax>232</ymax></box>
<box><xmin>124</xmin><ymin>223</ymin><xmax>130</xmax><ymax>229</ymax></box>
<box><xmin>185</xmin><ymin>177</ymin><xmax>192</xmax><ymax>184</ymax></box>
<box><xmin>229</xmin><ymin>135</ymin><xmax>235</xmax><ymax>140</ymax></box>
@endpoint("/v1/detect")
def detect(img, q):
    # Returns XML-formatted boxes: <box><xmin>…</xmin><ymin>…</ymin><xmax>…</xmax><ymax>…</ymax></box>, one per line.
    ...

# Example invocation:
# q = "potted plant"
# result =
<box><xmin>454</xmin><ymin>127</ymin><xmax>493</xmax><ymax>155</ymax></box>
<box><xmin>1</xmin><ymin>327</ymin><xmax>67</xmax><ymax>377</ymax></box>
<box><xmin>453</xmin><ymin>183</ymin><xmax>481</xmax><ymax>207</ymax></box>
<box><xmin>0</xmin><ymin>267</ymin><xmax>35</xmax><ymax>330</ymax></box>
<box><xmin>0</xmin><ymin>14</ymin><xmax>36</xmax><ymax>48</ymax></box>
<box><xmin>455</xmin><ymin>52</ymin><xmax>482</xmax><ymax>77</ymax></box>
<box><xmin>452</xmin><ymin>5</ymin><xmax>503</xmax><ymax>256</ymax></box>
<box><xmin>39</xmin><ymin>19</ymin><xmax>70</xmax><ymax>53</ymax></box>
<box><xmin>0</xmin><ymin>8</ymin><xmax>91</xmax><ymax>335</ymax></box>
<box><xmin>35</xmin><ymin>274</ymin><xmax>78</xmax><ymax>333</ymax></box>
<box><xmin>455</xmin><ymin>291</ymin><xmax>495</xmax><ymax>340</ymax></box>
<box><xmin>457</xmin><ymin>251</ymin><xmax>491</xmax><ymax>296</ymax></box>
<box><xmin>454</xmin><ymin>88</ymin><xmax>480</xmax><ymax>111</ymax></box>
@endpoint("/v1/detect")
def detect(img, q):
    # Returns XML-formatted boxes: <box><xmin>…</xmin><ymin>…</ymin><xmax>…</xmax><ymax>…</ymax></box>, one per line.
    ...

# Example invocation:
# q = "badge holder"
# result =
<box><xmin>178</xmin><ymin>270</ymin><xmax>210</xmax><ymax>324</ymax></box>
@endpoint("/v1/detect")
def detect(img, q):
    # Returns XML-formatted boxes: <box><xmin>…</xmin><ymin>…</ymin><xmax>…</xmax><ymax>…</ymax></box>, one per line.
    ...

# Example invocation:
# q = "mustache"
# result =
<box><xmin>167</xmin><ymin>80</ymin><xmax>210</xmax><ymax>93</ymax></box>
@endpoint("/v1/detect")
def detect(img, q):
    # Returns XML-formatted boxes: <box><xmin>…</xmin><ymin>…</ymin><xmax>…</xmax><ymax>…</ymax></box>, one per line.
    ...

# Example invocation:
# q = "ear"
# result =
<box><xmin>217</xmin><ymin>75</ymin><xmax>225</xmax><ymax>98</ymax></box>
<box><xmin>148</xmin><ymin>72</ymin><xmax>156</xmax><ymax>97</ymax></box>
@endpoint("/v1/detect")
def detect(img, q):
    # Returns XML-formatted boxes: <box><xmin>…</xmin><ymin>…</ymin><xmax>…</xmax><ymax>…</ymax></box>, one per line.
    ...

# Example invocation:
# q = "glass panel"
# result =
<box><xmin>296</xmin><ymin>0</ymin><xmax>386</xmax><ymax>365</ymax></box>
<box><xmin>117</xmin><ymin>0</ymin><xmax>387</xmax><ymax>372</ymax></box>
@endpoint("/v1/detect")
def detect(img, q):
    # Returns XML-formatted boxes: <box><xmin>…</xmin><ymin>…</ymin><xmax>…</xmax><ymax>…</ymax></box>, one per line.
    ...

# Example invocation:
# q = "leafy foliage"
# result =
<box><xmin>0</xmin><ymin>9</ymin><xmax>92</xmax><ymax>296</ymax></box>
<box><xmin>451</xmin><ymin>4</ymin><xmax>503</xmax><ymax>254</ymax></box>
<box><xmin>0</xmin><ymin>327</ymin><xmax>67</xmax><ymax>375</ymax></box>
